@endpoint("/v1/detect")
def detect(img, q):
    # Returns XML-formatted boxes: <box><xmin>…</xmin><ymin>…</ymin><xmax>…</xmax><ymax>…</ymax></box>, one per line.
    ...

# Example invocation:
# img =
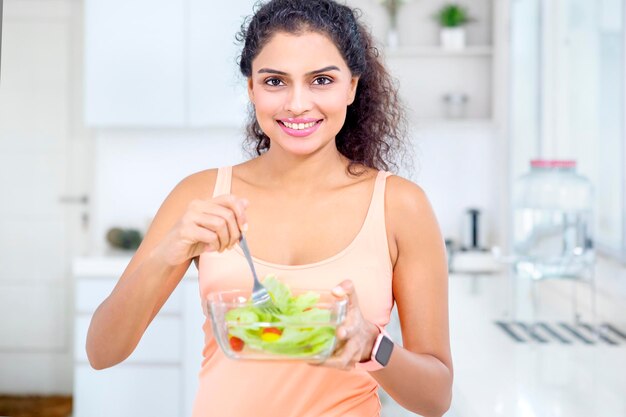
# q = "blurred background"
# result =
<box><xmin>0</xmin><ymin>0</ymin><xmax>624</xmax><ymax>416</ymax></box>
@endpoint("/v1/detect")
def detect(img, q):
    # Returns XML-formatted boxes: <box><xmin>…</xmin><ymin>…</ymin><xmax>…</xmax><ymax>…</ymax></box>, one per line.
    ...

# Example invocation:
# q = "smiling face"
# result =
<box><xmin>247</xmin><ymin>31</ymin><xmax>359</xmax><ymax>158</ymax></box>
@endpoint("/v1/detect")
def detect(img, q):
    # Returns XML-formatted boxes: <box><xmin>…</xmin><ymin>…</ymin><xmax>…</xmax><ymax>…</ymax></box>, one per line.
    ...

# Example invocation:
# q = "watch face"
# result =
<box><xmin>375</xmin><ymin>336</ymin><xmax>394</xmax><ymax>366</ymax></box>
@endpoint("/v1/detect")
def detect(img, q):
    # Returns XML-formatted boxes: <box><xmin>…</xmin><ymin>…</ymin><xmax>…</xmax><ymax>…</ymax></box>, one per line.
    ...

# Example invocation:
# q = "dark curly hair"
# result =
<box><xmin>237</xmin><ymin>0</ymin><xmax>408</xmax><ymax>174</ymax></box>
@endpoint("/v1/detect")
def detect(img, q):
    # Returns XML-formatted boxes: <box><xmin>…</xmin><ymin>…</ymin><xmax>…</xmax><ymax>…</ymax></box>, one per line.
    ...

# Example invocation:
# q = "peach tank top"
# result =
<box><xmin>192</xmin><ymin>167</ymin><xmax>394</xmax><ymax>417</ymax></box>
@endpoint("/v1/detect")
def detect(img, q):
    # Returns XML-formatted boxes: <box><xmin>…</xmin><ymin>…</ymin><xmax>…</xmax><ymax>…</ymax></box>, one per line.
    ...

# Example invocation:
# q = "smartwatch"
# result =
<box><xmin>356</xmin><ymin>324</ymin><xmax>394</xmax><ymax>372</ymax></box>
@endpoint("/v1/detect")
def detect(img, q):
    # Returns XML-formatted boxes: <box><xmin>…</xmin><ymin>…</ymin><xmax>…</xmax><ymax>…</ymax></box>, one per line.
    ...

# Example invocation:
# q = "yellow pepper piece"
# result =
<box><xmin>261</xmin><ymin>332</ymin><xmax>281</xmax><ymax>342</ymax></box>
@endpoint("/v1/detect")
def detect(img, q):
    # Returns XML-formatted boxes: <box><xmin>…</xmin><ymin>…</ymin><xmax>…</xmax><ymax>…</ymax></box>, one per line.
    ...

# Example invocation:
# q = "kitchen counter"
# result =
<box><xmin>72</xmin><ymin>254</ymin><xmax>204</xmax><ymax>417</ymax></box>
<box><xmin>72</xmin><ymin>255</ymin><xmax>198</xmax><ymax>280</ymax></box>
<box><xmin>446</xmin><ymin>256</ymin><xmax>626</xmax><ymax>417</ymax></box>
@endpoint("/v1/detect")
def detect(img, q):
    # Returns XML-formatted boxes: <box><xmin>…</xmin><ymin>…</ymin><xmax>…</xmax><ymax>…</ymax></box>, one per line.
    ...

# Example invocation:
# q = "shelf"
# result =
<box><xmin>412</xmin><ymin>119</ymin><xmax>496</xmax><ymax>131</ymax></box>
<box><xmin>385</xmin><ymin>45</ymin><xmax>493</xmax><ymax>58</ymax></box>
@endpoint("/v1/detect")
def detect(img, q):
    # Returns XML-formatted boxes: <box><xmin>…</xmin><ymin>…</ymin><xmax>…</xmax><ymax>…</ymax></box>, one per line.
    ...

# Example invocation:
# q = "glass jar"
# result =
<box><xmin>442</xmin><ymin>92</ymin><xmax>468</xmax><ymax>119</ymax></box>
<box><xmin>512</xmin><ymin>159</ymin><xmax>594</xmax><ymax>280</ymax></box>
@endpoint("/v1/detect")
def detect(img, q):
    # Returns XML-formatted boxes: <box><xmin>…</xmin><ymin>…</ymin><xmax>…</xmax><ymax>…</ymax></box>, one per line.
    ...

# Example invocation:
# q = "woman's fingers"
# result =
<box><xmin>332</xmin><ymin>279</ymin><xmax>358</xmax><ymax>309</ymax></box>
<box><xmin>187</xmin><ymin>195</ymin><xmax>249</xmax><ymax>252</ymax></box>
<box><xmin>332</xmin><ymin>280</ymin><xmax>361</xmax><ymax>344</ymax></box>
<box><xmin>191</xmin><ymin>227</ymin><xmax>220</xmax><ymax>253</ymax></box>
<box><xmin>321</xmin><ymin>342</ymin><xmax>360</xmax><ymax>370</ymax></box>
<box><xmin>155</xmin><ymin>194</ymin><xmax>249</xmax><ymax>266</ymax></box>
<box><xmin>201</xmin><ymin>205</ymin><xmax>240</xmax><ymax>251</ymax></box>
<box><xmin>181</xmin><ymin>202</ymin><xmax>226</xmax><ymax>252</ymax></box>
<box><xmin>313</xmin><ymin>280</ymin><xmax>380</xmax><ymax>371</ymax></box>
<box><xmin>337</xmin><ymin>325</ymin><xmax>349</xmax><ymax>340</ymax></box>
<box><xmin>212</xmin><ymin>194</ymin><xmax>249</xmax><ymax>234</ymax></box>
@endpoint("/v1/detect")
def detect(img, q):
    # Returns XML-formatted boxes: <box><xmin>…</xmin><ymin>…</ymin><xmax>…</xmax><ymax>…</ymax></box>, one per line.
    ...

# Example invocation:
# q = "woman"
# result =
<box><xmin>86</xmin><ymin>0</ymin><xmax>453</xmax><ymax>416</ymax></box>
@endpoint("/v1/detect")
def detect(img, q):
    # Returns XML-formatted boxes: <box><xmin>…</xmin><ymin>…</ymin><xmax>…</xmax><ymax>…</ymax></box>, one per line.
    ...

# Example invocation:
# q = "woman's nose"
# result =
<box><xmin>284</xmin><ymin>85</ymin><xmax>312</xmax><ymax>115</ymax></box>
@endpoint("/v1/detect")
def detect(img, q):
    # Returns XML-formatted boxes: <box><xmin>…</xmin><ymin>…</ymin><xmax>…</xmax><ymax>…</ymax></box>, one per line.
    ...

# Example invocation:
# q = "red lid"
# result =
<box><xmin>530</xmin><ymin>159</ymin><xmax>576</xmax><ymax>168</ymax></box>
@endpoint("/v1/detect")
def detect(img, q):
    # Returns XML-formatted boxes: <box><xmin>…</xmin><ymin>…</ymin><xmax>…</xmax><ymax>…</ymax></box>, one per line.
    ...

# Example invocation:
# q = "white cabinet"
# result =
<box><xmin>72</xmin><ymin>257</ymin><xmax>205</xmax><ymax>417</ymax></box>
<box><xmin>84</xmin><ymin>0</ymin><xmax>254</xmax><ymax>127</ymax></box>
<box><xmin>339</xmin><ymin>0</ymin><xmax>508</xmax><ymax>125</ymax></box>
<box><xmin>386</xmin><ymin>47</ymin><xmax>494</xmax><ymax>120</ymax></box>
<box><xmin>355</xmin><ymin>0</ymin><xmax>507</xmax><ymax>124</ymax></box>
<box><xmin>74</xmin><ymin>366</ymin><xmax>181</xmax><ymax>417</ymax></box>
<box><xmin>182</xmin><ymin>280</ymin><xmax>206</xmax><ymax>417</ymax></box>
<box><xmin>188</xmin><ymin>0</ymin><xmax>250</xmax><ymax>127</ymax></box>
<box><xmin>84</xmin><ymin>0</ymin><xmax>186</xmax><ymax>126</ymax></box>
<box><xmin>73</xmin><ymin>316</ymin><xmax>182</xmax><ymax>363</ymax></box>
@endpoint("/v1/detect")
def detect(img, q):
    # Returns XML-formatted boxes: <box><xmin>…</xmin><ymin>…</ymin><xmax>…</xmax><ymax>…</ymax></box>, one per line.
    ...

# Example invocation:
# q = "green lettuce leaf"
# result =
<box><xmin>225</xmin><ymin>276</ymin><xmax>337</xmax><ymax>357</ymax></box>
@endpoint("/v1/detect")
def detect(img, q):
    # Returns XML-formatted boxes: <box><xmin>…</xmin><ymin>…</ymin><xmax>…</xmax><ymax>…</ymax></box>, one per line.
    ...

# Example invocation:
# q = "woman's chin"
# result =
<box><xmin>279</xmin><ymin>140</ymin><xmax>336</xmax><ymax>158</ymax></box>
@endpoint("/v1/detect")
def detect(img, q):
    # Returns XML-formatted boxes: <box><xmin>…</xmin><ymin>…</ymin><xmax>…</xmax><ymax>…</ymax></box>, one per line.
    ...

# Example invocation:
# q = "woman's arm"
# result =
<box><xmin>323</xmin><ymin>176</ymin><xmax>452</xmax><ymax>417</ymax></box>
<box><xmin>86</xmin><ymin>170</ymin><xmax>248</xmax><ymax>369</ymax></box>
<box><xmin>373</xmin><ymin>176</ymin><xmax>453</xmax><ymax>416</ymax></box>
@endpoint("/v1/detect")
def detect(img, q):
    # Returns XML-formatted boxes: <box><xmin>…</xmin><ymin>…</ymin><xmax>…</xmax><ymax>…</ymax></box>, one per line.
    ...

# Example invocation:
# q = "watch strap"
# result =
<box><xmin>355</xmin><ymin>324</ymin><xmax>391</xmax><ymax>372</ymax></box>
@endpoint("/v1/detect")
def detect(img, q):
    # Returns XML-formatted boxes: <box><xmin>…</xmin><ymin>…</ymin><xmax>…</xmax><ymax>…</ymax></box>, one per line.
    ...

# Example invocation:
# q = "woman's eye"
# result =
<box><xmin>313</xmin><ymin>76</ymin><xmax>332</xmax><ymax>86</ymax></box>
<box><xmin>264</xmin><ymin>78</ymin><xmax>284</xmax><ymax>87</ymax></box>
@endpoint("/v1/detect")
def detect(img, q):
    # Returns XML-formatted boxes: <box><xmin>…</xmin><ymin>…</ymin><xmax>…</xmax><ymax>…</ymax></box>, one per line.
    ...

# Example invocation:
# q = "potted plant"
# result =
<box><xmin>378</xmin><ymin>0</ymin><xmax>407</xmax><ymax>48</ymax></box>
<box><xmin>434</xmin><ymin>3</ymin><xmax>474</xmax><ymax>50</ymax></box>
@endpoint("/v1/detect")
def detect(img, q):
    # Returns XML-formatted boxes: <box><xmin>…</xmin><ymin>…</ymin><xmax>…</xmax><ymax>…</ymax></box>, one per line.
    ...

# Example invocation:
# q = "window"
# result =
<box><xmin>510</xmin><ymin>0</ymin><xmax>625</xmax><ymax>261</ymax></box>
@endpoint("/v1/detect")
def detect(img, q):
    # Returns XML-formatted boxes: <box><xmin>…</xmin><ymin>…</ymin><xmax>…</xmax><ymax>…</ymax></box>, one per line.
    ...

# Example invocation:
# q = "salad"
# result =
<box><xmin>224</xmin><ymin>275</ymin><xmax>339</xmax><ymax>357</ymax></box>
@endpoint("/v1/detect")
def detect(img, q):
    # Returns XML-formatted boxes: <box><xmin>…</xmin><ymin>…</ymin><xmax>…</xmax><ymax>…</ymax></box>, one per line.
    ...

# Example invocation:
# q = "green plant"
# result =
<box><xmin>378</xmin><ymin>0</ymin><xmax>407</xmax><ymax>28</ymax></box>
<box><xmin>434</xmin><ymin>4</ymin><xmax>473</xmax><ymax>28</ymax></box>
<box><xmin>106</xmin><ymin>227</ymin><xmax>143</xmax><ymax>250</ymax></box>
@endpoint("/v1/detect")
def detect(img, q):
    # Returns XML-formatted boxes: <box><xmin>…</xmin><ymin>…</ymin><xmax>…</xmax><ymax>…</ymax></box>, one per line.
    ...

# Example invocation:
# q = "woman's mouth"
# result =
<box><xmin>277</xmin><ymin>119</ymin><xmax>323</xmax><ymax>137</ymax></box>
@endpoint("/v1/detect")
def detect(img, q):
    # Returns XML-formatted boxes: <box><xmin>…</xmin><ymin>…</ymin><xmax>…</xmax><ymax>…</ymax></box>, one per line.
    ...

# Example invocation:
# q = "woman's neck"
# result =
<box><xmin>247</xmin><ymin>146</ymin><xmax>353</xmax><ymax>193</ymax></box>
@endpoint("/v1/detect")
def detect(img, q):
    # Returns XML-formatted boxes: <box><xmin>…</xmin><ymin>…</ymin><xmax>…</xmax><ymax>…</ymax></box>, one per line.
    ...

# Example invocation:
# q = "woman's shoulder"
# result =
<box><xmin>385</xmin><ymin>174</ymin><xmax>430</xmax><ymax>210</ymax></box>
<box><xmin>382</xmin><ymin>175</ymin><xmax>436</xmax><ymax>266</ymax></box>
<box><xmin>384</xmin><ymin>174</ymin><xmax>438</xmax><ymax>232</ymax></box>
<box><xmin>168</xmin><ymin>168</ymin><xmax>220</xmax><ymax>201</ymax></box>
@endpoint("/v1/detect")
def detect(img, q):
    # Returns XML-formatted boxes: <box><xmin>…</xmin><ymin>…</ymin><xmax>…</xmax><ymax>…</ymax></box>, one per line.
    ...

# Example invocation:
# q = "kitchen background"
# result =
<box><xmin>0</xmin><ymin>0</ymin><xmax>624</xmax><ymax>416</ymax></box>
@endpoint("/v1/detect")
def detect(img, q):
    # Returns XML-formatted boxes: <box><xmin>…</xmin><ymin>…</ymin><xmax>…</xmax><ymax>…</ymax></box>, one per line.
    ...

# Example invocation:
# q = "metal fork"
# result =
<box><xmin>239</xmin><ymin>234</ymin><xmax>279</xmax><ymax>312</ymax></box>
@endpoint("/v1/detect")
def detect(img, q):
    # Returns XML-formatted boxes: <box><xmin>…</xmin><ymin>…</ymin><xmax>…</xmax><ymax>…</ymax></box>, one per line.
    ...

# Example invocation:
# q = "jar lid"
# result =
<box><xmin>530</xmin><ymin>159</ymin><xmax>576</xmax><ymax>168</ymax></box>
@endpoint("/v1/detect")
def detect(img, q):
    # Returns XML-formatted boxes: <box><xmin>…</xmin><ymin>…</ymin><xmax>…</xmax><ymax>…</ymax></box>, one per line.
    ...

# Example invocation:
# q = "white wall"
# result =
<box><xmin>409</xmin><ymin>122</ymin><xmax>498</xmax><ymax>247</ymax></box>
<box><xmin>91</xmin><ymin>122</ymin><xmax>498</xmax><ymax>253</ymax></box>
<box><xmin>92</xmin><ymin>128</ymin><xmax>246</xmax><ymax>254</ymax></box>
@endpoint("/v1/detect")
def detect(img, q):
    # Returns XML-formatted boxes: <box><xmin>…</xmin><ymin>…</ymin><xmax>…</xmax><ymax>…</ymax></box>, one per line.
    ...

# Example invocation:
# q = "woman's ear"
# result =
<box><xmin>247</xmin><ymin>77</ymin><xmax>255</xmax><ymax>105</ymax></box>
<box><xmin>348</xmin><ymin>76</ymin><xmax>359</xmax><ymax>105</ymax></box>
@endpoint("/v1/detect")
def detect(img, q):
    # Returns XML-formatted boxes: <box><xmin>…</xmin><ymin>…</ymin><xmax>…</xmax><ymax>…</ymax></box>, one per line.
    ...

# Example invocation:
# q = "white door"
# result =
<box><xmin>0</xmin><ymin>0</ymin><xmax>91</xmax><ymax>393</ymax></box>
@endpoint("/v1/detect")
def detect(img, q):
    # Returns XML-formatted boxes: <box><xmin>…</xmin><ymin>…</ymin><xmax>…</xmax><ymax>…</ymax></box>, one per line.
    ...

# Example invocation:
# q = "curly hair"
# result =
<box><xmin>237</xmin><ymin>0</ymin><xmax>408</xmax><ymax>175</ymax></box>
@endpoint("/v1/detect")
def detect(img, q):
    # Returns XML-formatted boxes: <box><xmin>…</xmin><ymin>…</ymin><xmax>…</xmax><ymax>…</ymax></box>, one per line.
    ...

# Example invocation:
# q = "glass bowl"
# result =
<box><xmin>206</xmin><ymin>289</ymin><xmax>347</xmax><ymax>362</ymax></box>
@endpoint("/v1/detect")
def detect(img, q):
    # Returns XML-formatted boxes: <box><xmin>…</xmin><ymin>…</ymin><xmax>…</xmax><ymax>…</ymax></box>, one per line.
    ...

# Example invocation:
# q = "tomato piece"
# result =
<box><xmin>261</xmin><ymin>327</ymin><xmax>282</xmax><ymax>342</ymax></box>
<box><xmin>262</xmin><ymin>327</ymin><xmax>282</xmax><ymax>336</ymax></box>
<box><xmin>229</xmin><ymin>336</ymin><xmax>244</xmax><ymax>351</ymax></box>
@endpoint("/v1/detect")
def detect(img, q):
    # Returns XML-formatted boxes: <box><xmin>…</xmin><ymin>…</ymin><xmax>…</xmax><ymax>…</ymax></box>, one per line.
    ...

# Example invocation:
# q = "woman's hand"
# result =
<box><xmin>320</xmin><ymin>280</ymin><xmax>380</xmax><ymax>370</ymax></box>
<box><xmin>150</xmin><ymin>194</ymin><xmax>249</xmax><ymax>267</ymax></box>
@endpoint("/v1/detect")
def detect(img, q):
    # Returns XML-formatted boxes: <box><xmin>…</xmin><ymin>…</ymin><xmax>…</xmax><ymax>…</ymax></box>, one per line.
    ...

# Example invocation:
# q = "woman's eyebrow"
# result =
<box><xmin>257</xmin><ymin>65</ymin><xmax>341</xmax><ymax>75</ymax></box>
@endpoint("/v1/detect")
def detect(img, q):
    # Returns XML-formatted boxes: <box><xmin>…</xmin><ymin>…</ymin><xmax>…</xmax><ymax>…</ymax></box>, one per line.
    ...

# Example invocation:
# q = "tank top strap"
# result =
<box><xmin>369</xmin><ymin>170</ymin><xmax>392</xmax><ymax>219</ymax></box>
<box><xmin>212</xmin><ymin>166</ymin><xmax>233</xmax><ymax>198</ymax></box>
<box><xmin>360</xmin><ymin>170</ymin><xmax>393</xmax><ymax>247</ymax></box>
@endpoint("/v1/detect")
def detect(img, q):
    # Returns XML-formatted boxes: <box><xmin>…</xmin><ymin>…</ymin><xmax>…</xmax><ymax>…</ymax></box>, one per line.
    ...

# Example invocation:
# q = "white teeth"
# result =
<box><xmin>283</xmin><ymin>121</ymin><xmax>317</xmax><ymax>130</ymax></box>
